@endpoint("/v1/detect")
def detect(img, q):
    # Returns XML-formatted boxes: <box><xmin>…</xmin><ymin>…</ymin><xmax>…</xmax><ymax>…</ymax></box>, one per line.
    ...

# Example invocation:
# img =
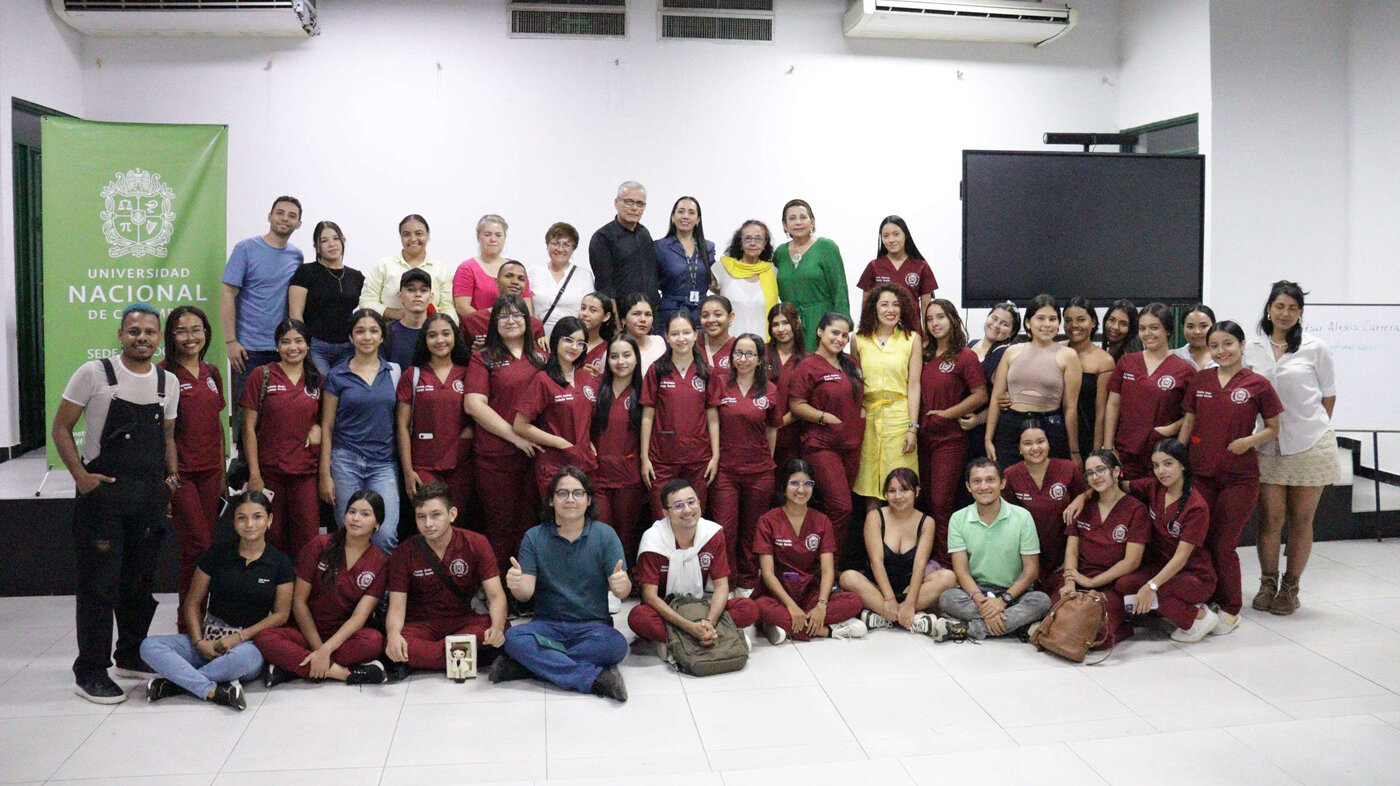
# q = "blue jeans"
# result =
<box><xmin>231</xmin><ymin>350</ymin><xmax>281</xmax><ymax>448</ymax></box>
<box><xmin>503</xmin><ymin>618</ymin><xmax>627</xmax><ymax>694</ymax></box>
<box><xmin>308</xmin><ymin>338</ymin><xmax>352</xmax><ymax>377</ymax></box>
<box><xmin>330</xmin><ymin>447</ymin><xmax>400</xmax><ymax>551</ymax></box>
<box><xmin>139</xmin><ymin>634</ymin><xmax>264</xmax><ymax>699</ymax></box>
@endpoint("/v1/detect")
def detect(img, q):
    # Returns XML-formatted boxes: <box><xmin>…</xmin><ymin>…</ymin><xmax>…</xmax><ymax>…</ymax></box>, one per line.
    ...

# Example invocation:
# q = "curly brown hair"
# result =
<box><xmin>857</xmin><ymin>284</ymin><xmax>918</xmax><ymax>339</ymax></box>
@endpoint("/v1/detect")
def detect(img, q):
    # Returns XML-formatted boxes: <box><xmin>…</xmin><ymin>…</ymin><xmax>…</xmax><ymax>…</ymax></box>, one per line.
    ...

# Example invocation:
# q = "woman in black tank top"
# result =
<box><xmin>838</xmin><ymin>469</ymin><xmax>958</xmax><ymax>638</ymax></box>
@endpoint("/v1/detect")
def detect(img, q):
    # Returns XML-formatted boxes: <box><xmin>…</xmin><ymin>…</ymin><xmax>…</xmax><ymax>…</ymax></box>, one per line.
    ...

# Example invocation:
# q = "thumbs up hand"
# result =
<box><xmin>607</xmin><ymin>559</ymin><xmax>630</xmax><ymax>598</ymax></box>
<box><xmin>506</xmin><ymin>557</ymin><xmax>525</xmax><ymax>591</ymax></box>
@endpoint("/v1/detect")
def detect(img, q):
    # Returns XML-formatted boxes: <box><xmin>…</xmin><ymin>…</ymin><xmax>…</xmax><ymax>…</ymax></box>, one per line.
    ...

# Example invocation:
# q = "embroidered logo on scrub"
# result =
<box><xmin>1049</xmin><ymin>482</ymin><xmax>1067</xmax><ymax>500</ymax></box>
<box><xmin>1157</xmin><ymin>376</ymin><xmax>1177</xmax><ymax>390</ymax></box>
<box><xmin>939</xmin><ymin>360</ymin><xmax>955</xmax><ymax>373</ymax></box>
<box><xmin>698</xmin><ymin>552</ymin><xmax>713</xmax><ymax>570</ymax></box>
<box><xmin>452</xmin><ymin>380</ymin><xmax>465</xmax><ymax>394</ymax></box>
<box><xmin>691</xmin><ymin>377</ymin><xmax>707</xmax><ymax>392</ymax></box>
<box><xmin>905</xmin><ymin>273</ymin><xmax>920</xmax><ymax>287</ymax></box>
<box><xmin>356</xmin><ymin>571</ymin><xmax>376</xmax><ymax>589</ymax></box>
<box><xmin>804</xmin><ymin>533</ymin><xmax>821</xmax><ymax>552</ymax></box>
<box><xmin>449</xmin><ymin>558</ymin><xmax>468</xmax><ymax>577</ymax></box>
<box><xmin>1112</xmin><ymin>524</ymin><xmax>1128</xmax><ymax>542</ymax></box>
<box><xmin>1230</xmin><ymin>388</ymin><xmax>1251</xmax><ymax>404</ymax></box>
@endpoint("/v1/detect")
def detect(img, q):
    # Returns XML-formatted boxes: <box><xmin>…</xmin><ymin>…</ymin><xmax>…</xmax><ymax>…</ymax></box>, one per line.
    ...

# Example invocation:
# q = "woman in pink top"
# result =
<box><xmin>453</xmin><ymin>214</ymin><xmax>534</xmax><ymax>321</ymax></box>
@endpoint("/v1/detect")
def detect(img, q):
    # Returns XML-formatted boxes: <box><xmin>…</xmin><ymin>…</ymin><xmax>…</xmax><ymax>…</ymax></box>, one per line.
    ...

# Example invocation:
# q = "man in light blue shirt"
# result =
<box><xmin>220</xmin><ymin>196</ymin><xmax>303</xmax><ymax>441</ymax></box>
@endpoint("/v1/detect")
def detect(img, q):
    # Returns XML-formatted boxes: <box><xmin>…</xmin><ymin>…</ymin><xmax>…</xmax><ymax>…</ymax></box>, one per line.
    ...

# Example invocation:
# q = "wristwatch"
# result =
<box><xmin>1147</xmin><ymin>581</ymin><xmax>1159</xmax><ymax>592</ymax></box>
<box><xmin>1000</xmin><ymin>592</ymin><xmax>1014</xmax><ymax>605</ymax></box>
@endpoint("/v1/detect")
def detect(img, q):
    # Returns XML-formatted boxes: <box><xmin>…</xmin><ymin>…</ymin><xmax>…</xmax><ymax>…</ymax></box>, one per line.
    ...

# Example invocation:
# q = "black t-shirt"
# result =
<box><xmin>197</xmin><ymin>543</ymin><xmax>296</xmax><ymax>628</ymax></box>
<box><xmin>289</xmin><ymin>262</ymin><xmax>365</xmax><ymax>344</ymax></box>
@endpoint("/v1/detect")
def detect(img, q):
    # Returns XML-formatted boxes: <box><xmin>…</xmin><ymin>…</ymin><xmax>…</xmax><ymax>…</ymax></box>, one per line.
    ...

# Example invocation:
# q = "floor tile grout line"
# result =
<box><xmin>673</xmin><ymin>671</ymin><xmax>718</xmax><ymax>775</ymax></box>
<box><xmin>374</xmin><ymin>671</ymin><xmax>413</xmax><ymax>785</ymax></box>
<box><xmin>40</xmin><ymin>702</ymin><xmax>117</xmax><ymax>783</ymax></box>
<box><xmin>1062</xmin><ymin>740</ymin><xmax>1116</xmax><ymax>786</ymax></box>
<box><xmin>794</xmin><ymin>640</ymin><xmax>875</xmax><ymax>760</ymax></box>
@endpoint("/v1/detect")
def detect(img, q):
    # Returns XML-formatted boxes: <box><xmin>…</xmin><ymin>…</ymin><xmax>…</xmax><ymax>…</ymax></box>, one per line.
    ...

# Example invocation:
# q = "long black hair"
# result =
<box><xmin>482</xmin><ymin>293</ymin><xmax>545</xmax><ymax>369</ymax></box>
<box><xmin>274</xmin><ymin>318</ymin><xmax>322</xmax><ymax>393</ymax></box>
<box><xmin>617</xmin><ymin>291</ymin><xmax>655</xmax><ymax>338</ymax></box>
<box><xmin>411</xmin><ymin>312</ymin><xmax>471</xmax><ymax>369</ymax></box>
<box><xmin>1147</xmin><ymin>437</ymin><xmax>1193</xmax><ymax>529</ymax></box>
<box><xmin>1258</xmin><ymin>280</ymin><xmax>1307</xmax><ymax>353</ymax></box>
<box><xmin>592</xmin><ymin>334</ymin><xmax>644</xmax><ymax>440</ymax></box>
<box><xmin>816</xmin><ymin>311</ymin><xmax>863</xmax><ymax>400</ymax></box>
<box><xmin>321</xmin><ymin>489</ymin><xmax>385</xmax><ymax>588</ymax></box>
<box><xmin>765</xmin><ymin>302</ymin><xmax>807</xmax><ymax>376</ymax></box>
<box><xmin>664</xmin><ymin>195</ymin><xmax>713</xmax><ymax>267</ymax></box>
<box><xmin>728</xmin><ymin>333</ymin><xmax>769</xmax><ymax>399</ymax></box>
<box><xmin>1103</xmin><ymin>299</ymin><xmax>1140</xmax><ymax>359</ymax></box>
<box><xmin>1064</xmin><ymin>296</ymin><xmax>1099</xmax><ymax>342</ymax></box>
<box><xmin>874</xmin><ymin>215</ymin><xmax>926</xmax><ymax>262</ymax></box>
<box><xmin>164</xmin><ymin>305</ymin><xmax>213</xmax><ymax>363</ymax></box>
<box><xmin>581</xmin><ymin>291</ymin><xmax>618</xmax><ymax>342</ymax></box>
<box><xmin>654</xmin><ymin>310</ymin><xmax>710</xmax><ymax>384</ymax></box>
<box><xmin>544</xmin><ymin>316</ymin><xmax>588</xmax><ymax>387</ymax></box>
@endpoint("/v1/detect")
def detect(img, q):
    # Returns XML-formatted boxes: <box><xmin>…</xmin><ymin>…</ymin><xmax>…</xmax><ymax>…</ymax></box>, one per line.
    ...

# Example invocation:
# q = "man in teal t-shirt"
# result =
<box><xmin>939</xmin><ymin>458</ymin><xmax>1051</xmax><ymax>640</ymax></box>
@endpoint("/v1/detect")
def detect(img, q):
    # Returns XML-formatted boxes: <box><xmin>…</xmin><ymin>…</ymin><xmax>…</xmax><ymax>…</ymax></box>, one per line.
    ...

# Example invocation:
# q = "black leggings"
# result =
<box><xmin>992</xmin><ymin>409</ymin><xmax>1070</xmax><ymax>471</ymax></box>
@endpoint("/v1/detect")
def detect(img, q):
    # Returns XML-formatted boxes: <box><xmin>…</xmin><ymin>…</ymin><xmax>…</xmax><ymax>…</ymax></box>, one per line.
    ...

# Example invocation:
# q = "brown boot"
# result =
<box><xmin>1270</xmin><ymin>575</ymin><xmax>1300</xmax><ymax>615</ymax></box>
<box><xmin>1252</xmin><ymin>574</ymin><xmax>1278</xmax><ymax>611</ymax></box>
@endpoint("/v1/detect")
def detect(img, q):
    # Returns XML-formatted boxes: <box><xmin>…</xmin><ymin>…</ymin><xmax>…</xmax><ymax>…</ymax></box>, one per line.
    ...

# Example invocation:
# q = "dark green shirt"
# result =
<box><xmin>774</xmin><ymin>237</ymin><xmax>850</xmax><ymax>351</ymax></box>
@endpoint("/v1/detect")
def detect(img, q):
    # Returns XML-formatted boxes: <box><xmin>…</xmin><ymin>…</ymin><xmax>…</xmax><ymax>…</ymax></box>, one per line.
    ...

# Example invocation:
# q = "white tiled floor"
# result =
<box><xmin>3</xmin><ymin>540</ymin><xmax>1399</xmax><ymax>785</ymax></box>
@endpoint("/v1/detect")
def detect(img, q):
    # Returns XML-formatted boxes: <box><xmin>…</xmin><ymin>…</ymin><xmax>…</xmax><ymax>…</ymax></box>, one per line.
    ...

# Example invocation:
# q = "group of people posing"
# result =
<box><xmin>55</xmin><ymin>183</ymin><xmax>1337</xmax><ymax>709</ymax></box>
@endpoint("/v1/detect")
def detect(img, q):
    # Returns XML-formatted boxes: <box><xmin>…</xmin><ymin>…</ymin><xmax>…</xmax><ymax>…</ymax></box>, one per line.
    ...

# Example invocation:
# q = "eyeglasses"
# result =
<box><xmin>668</xmin><ymin>497</ymin><xmax>700</xmax><ymax>512</ymax></box>
<box><xmin>497</xmin><ymin>312</ymin><xmax>526</xmax><ymax>323</ymax></box>
<box><xmin>558</xmin><ymin>337</ymin><xmax>587</xmax><ymax>349</ymax></box>
<box><xmin>1084</xmin><ymin>466</ymin><xmax>1113</xmax><ymax>478</ymax></box>
<box><xmin>553</xmin><ymin>488</ymin><xmax>588</xmax><ymax>501</ymax></box>
<box><xmin>732</xmin><ymin>350</ymin><xmax>758</xmax><ymax>359</ymax></box>
<box><xmin>548</xmin><ymin>240</ymin><xmax>575</xmax><ymax>249</ymax></box>
<box><xmin>741</xmin><ymin>235</ymin><xmax>766</xmax><ymax>244</ymax></box>
<box><xmin>173</xmin><ymin>327</ymin><xmax>205</xmax><ymax>338</ymax></box>
<box><xmin>618</xmin><ymin>198</ymin><xmax>646</xmax><ymax>209</ymax></box>
<box><xmin>787</xmin><ymin>480</ymin><xmax>816</xmax><ymax>490</ymax></box>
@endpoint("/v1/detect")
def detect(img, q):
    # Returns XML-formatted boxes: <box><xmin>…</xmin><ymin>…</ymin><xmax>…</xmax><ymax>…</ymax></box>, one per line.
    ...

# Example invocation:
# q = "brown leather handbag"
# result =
<box><xmin>1031</xmin><ymin>590</ymin><xmax>1111</xmax><ymax>663</ymax></box>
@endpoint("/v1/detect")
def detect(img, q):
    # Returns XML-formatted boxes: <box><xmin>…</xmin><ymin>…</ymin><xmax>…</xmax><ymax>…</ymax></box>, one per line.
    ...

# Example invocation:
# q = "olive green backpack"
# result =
<box><xmin>664</xmin><ymin>594</ymin><xmax>749</xmax><ymax>677</ymax></box>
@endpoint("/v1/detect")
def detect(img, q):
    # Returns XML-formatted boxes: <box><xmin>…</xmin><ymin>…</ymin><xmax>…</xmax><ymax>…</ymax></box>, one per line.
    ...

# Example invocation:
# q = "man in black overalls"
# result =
<box><xmin>53</xmin><ymin>303</ymin><xmax>181</xmax><ymax>704</ymax></box>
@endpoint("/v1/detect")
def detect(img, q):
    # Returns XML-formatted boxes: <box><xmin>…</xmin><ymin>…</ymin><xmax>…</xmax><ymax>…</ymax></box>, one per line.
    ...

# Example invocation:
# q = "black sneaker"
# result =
<box><xmin>384</xmin><ymin>660</ymin><xmax>412</xmax><ymax>683</ymax></box>
<box><xmin>487</xmin><ymin>654</ymin><xmax>533</xmax><ymax>684</ymax></box>
<box><xmin>75</xmin><ymin>673</ymin><xmax>127</xmax><ymax>705</ymax></box>
<box><xmin>264</xmin><ymin>663</ymin><xmax>296</xmax><ymax>689</ymax></box>
<box><xmin>944</xmin><ymin>619</ymin><xmax>970</xmax><ymax>643</ymax></box>
<box><xmin>112</xmin><ymin>656</ymin><xmax>157</xmax><ymax>680</ymax></box>
<box><xmin>346</xmin><ymin>660</ymin><xmax>387</xmax><ymax>686</ymax></box>
<box><xmin>589</xmin><ymin>666</ymin><xmax>628</xmax><ymax>703</ymax></box>
<box><xmin>146</xmin><ymin>677</ymin><xmax>185</xmax><ymax>703</ymax></box>
<box><xmin>210</xmin><ymin>682</ymin><xmax>246</xmax><ymax>711</ymax></box>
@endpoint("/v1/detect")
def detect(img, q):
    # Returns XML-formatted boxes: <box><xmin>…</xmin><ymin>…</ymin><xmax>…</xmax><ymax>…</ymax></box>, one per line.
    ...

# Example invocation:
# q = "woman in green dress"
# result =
<box><xmin>774</xmin><ymin>199</ymin><xmax>850</xmax><ymax>351</ymax></box>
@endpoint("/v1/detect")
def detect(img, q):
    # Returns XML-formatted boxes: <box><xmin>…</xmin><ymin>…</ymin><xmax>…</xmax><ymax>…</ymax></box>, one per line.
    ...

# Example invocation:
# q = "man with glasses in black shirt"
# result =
<box><xmin>589</xmin><ymin>180</ymin><xmax>659</xmax><ymax>314</ymax></box>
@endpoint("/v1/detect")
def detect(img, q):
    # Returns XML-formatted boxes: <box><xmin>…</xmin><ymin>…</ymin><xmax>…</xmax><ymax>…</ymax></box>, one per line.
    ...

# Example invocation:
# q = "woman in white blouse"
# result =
<box><xmin>712</xmin><ymin>220</ymin><xmax>778</xmax><ymax>339</ymax></box>
<box><xmin>529</xmin><ymin>222</ymin><xmax>594</xmax><ymax>338</ymax></box>
<box><xmin>1243</xmin><ymin>281</ymin><xmax>1338</xmax><ymax>617</ymax></box>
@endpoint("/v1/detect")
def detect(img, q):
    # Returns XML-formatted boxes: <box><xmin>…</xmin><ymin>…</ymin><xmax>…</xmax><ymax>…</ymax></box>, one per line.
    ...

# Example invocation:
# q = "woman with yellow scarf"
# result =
<box><xmin>712</xmin><ymin>220</ymin><xmax>780</xmax><ymax>339</ymax></box>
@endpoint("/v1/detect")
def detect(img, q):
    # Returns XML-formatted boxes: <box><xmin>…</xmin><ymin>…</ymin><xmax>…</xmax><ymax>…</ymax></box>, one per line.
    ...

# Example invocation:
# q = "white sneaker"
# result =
<box><xmin>763</xmin><ymin>623</ymin><xmax>788</xmax><ymax>646</ymax></box>
<box><xmin>859</xmin><ymin>610</ymin><xmax>891</xmax><ymax>630</ymax></box>
<box><xmin>829</xmin><ymin>619</ymin><xmax>869</xmax><ymax>640</ymax></box>
<box><xmin>1170</xmin><ymin>605</ymin><xmax>1219</xmax><ymax>643</ymax></box>
<box><xmin>608</xmin><ymin>594</ymin><xmax>622</xmax><ymax>615</ymax></box>
<box><xmin>1210</xmin><ymin>610</ymin><xmax>1241</xmax><ymax>635</ymax></box>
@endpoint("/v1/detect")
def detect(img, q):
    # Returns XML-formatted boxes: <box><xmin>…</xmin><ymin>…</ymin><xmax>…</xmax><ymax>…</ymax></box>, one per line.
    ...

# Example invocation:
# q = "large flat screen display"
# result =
<box><xmin>962</xmin><ymin>150</ymin><xmax>1205</xmax><ymax>307</ymax></box>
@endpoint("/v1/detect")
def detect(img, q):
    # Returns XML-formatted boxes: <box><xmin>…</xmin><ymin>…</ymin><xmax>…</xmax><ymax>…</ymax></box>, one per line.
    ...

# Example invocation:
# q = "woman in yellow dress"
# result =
<box><xmin>851</xmin><ymin>285</ymin><xmax>923</xmax><ymax>510</ymax></box>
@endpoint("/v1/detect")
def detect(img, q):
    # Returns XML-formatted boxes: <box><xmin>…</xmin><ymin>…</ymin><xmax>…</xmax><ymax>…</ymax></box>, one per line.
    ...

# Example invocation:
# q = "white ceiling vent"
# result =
<box><xmin>52</xmin><ymin>0</ymin><xmax>319</xmax><ymax>37</ymax></box>
<box><xmin>843</xmin><ymin>0</ymin><xmax>1076</xmax><ymax>46</ymax></box>
<box><xmin>660</xmin><ymin>0</ymin><xmax>773</xmax><ymax>43</ymax></box>
<box><xmin>510</xmin><ymin>0</ymin><xmax>627</xmax><ymax>38</ymax></box>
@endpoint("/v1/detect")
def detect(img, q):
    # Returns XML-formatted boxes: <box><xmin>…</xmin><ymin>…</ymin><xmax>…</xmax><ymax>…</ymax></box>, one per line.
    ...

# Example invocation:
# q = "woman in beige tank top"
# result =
<box><xmin>985</xmin><ymin>294</ymin><xmax>1082</xmax><ymax>469</ymax></box>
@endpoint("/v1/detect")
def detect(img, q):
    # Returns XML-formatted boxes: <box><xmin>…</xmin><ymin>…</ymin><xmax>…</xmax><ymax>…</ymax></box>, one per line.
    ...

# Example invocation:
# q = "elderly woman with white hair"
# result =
<box><xmin>453</xmin><ymin>213</ymin><xmax>535</xmax><ymax>322</ymax></box>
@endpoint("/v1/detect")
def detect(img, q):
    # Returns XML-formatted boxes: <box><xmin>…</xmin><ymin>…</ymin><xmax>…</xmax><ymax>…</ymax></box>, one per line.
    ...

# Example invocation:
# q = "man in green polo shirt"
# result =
<box><xmin>939</xmin><ymin>458</ymin><xmax>1051</xmax><ymax>640</ymax></box>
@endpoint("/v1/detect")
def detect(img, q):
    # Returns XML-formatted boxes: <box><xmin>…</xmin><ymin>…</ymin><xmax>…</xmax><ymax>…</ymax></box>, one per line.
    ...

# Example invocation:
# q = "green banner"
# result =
<box><xmin>41</xmin><ymin>118</ymin><xmax>228</xmax><ymax>467</ymax></box>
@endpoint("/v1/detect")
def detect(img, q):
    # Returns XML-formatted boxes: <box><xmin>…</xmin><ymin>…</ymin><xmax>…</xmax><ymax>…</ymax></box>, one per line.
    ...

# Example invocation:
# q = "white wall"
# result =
<box><xmin>1117</xmin><ymin>0</ymin><xmax>1211</xmax><ymax>133</ymax></box>
<box><xmin>1207</xmin><ymin>0</ymin><xmax>1350</xmax><ymax>329</ymax></box>
<box><xmin>75</xmin><ymin>0</ymin><xmax>1121</xmax><ymax>314</ymax></box>
<box><xmin>0</xmin><ymin>0</ymin><xmax>85</xmax><ymax>448</ymax></box>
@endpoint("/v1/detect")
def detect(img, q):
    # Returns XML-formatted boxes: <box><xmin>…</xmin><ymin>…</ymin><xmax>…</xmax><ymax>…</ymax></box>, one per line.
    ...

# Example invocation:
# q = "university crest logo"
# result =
<box><xmin>100</xmin><ymin>168</ymin><xmax>176</xmax><ymax>259</ymax></box>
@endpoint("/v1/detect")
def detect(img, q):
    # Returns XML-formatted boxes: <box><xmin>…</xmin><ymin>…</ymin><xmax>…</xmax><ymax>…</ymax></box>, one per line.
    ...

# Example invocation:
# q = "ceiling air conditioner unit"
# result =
<box><xmin>52</xmin><ymin>0</ymin><xmax>320</xmax><ymax>38</ymax></box>
<box><xmin>843</xmin><ymin>0</ymin><xmax>1076</xmax><ymax>46</ymax></box>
